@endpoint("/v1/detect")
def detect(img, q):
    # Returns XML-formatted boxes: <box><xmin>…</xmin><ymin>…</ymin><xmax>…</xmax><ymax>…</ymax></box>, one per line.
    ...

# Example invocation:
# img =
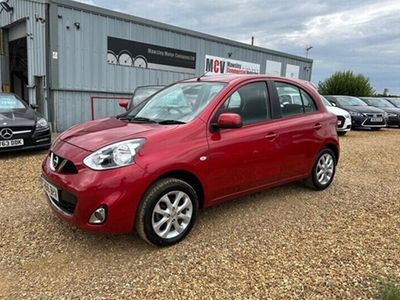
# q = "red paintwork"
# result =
<box><xmin>42</xmin><ymin>75</ymin><xmax>339</xmax><ymax>233</ymax></box>
<box><xmin>119</xmin><ymin>100</ymin><xmax>129</xmax><ymax>110</ymax></box>
<box><xmin>217</xmin><ymin>113</ymin><xmax>243</xmax><ymax>128</ymax></box>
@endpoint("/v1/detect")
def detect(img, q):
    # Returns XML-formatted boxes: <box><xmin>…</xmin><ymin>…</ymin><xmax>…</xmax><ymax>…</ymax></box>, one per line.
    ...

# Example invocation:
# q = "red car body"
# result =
<box><xmin>42</xmin><ymin>75</ymin><xmax>339</xmax><ymax>235</ymax></box>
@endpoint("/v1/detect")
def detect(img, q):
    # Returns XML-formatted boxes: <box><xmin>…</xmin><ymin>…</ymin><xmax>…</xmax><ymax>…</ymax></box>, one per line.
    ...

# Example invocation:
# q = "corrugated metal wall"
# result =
<box><xmin>54</xmin><ymin>4</ymin><xmax>312</xmax><ymax>131</ymax></box>
<box><xmin>0</xmin><ymin>0</ymin><xmax>47</xmax><ymax>104</ymax></box>
<box><xmin>56</xmin><ymin>5</ymin><xmax>312</xmax><ymax>93</ymax></box>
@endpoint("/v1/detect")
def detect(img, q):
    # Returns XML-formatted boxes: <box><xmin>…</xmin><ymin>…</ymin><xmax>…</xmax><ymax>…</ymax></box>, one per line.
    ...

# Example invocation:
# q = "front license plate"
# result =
<box><xmin>370</xmin><ymin>117</ymin><xmax>383</xmax><ymax>122</ymax></box>
<box><xmin>41</xmin><ymin>177</ymin><xmax>59</xmax><ymax>201</ymax></box>
<box><xmin>0</xmin><ymin>139</ymin><xmax>24</xmax><ymax>148</ymax></box>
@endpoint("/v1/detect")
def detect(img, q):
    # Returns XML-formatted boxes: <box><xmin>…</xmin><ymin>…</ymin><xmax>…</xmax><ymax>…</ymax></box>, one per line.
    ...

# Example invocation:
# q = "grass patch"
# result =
<box><xmin>381</xmin><ymin>283</ymin><xmax>400</xmax><ymax>300</ymax></box>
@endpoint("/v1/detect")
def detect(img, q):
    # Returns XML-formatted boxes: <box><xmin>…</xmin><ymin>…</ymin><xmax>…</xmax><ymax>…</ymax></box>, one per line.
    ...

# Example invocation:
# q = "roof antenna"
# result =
<box><xmin>197</xmin><ymin>71</ymin><xmax>211</xmax><ymax>81</ymax></box>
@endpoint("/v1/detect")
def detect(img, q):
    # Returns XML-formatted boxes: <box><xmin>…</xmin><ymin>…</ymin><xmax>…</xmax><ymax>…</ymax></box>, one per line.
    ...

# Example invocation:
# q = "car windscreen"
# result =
<box><xmin>0</xmin><ymin>95</ymin><xmax>27</xmax><ymax>111</ymax></box>
<box><xmin>336</xmin><ymin>96</ymin><xmax>367</xmax><ymax>106</ymax></box>
<box><xmin>388</xmin><ymin>98</ymin><xmax>400</xmax><ymax>107</ymax></box>
<box><xmin>320</xmin><ymin>96</ymin><xmax>332</xmax><ymax>106</ymax></box>
<box><xmin>133</xmin><ymin>87</ymin><xmax>164</xmax><ymax>106</ymax></box>
<box><xmin>366</xmin><ymin>98</ymin><xmax>395</xmax><ymax>108</ymax></box>
<box><xmin>125</xmin><ymin>82</ymin><xmax>226</xmax><ymax>123</ymax></box>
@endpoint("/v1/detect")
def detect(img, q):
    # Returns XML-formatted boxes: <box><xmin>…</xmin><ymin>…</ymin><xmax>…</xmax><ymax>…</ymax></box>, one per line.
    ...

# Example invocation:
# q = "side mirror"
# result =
<box><xmin>119</xmin><ymin>100</ymin><xmax>129</xmax><ymax>110</ymax></box>
<box><xmin>330</xmin><ymin>101</ymin><xmax>337</xmax><ymax>107</ymax></box>
<box><xmin>30</xmin><ymin>104</ymin><xmax>39</xmax><ymax>110</ymax></box>
<box><xmin>215</xmin><ymin>113</ymin><xmax>242</xmax><ymax>129</ymax></box>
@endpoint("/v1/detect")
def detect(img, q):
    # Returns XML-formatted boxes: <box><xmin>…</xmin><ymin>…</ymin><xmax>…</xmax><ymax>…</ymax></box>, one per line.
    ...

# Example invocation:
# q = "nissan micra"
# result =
<box><xmin>41</xmin><ymin>75</ymin><xmax>339</xmax><ymax>246</ymax></box>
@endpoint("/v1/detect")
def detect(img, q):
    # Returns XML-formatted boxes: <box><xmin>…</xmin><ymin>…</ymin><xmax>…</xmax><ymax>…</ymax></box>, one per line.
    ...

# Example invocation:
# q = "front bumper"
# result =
<box><xmin>0</xmin><ymin>128</ymin><xmax>51</xmax><ymax>153</ymax></box>
<box><xmin>337</xmin><ymin>116</ymin><xmax>352</xmax><ymax>132</ymax></box>
<box><xmin>351</xmin><ymin>115</ymin><xmax>386</xmax><ymax>128</ymax></box>
<box><xmin>41</xmin><ymin>140</ymin><xmax>148</xmax><ymax>233</ymax></box>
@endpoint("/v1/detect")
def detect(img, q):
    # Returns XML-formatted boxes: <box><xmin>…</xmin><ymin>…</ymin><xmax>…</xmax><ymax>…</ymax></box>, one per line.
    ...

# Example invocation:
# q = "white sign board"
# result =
<box><xmin>285</xmin><ymin>64</ymin><xmax>300</xmax><ymax>79</ymax></box>
<box><xmin>265</xmin><ymin>60</ymin><xmax>282</xmax><ymax>76</ymax></box>
<box><xmin>205</xmin><ymin>55</ymin><xmax>260</xmax><ymax>75</ymax></box>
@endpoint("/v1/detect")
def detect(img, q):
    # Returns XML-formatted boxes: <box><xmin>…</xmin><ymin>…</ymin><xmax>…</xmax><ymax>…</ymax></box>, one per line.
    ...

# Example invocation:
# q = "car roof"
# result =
<box><xmin>183</xmin><ymin>74</ymin><xmax>310</xmax><ymax>85</ymax></box>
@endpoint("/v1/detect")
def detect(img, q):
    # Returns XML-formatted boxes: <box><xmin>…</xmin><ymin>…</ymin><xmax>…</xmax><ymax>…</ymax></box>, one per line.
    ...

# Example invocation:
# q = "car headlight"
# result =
<box><xmin>349</xmin><ymin>111</ymin><xmax>364</xmax><ymax>117</ymax></box>
<box><xmin>83</xmin><ymin>139</ymin><xmax>145</xmax><ymax>170</ymax></box>
<box><xmin>345</xmin><ymin>113</ymin><xmax>351</xmax><ymax>119</ymax></box>
<box><xmin>36</xmin><ymin>118</ymin><xmax>49</xmax><ymax>130</ymax></box>
<box><xmin>388</xmin><ymin>113</ymin><xmax>397</xmax><ymax>117</ymax></box>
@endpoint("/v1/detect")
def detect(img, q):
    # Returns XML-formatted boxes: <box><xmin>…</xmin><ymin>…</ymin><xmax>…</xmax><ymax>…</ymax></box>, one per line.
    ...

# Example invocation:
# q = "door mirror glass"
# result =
<box><xmin>30</xmin><ymin>104</ymin><xmax>39</xmax><ymax>110</ymax></box>
<box><xmin>330</xmin><ymin>101</ymin><xmax>337</xmax><ymax>107</ymax></box>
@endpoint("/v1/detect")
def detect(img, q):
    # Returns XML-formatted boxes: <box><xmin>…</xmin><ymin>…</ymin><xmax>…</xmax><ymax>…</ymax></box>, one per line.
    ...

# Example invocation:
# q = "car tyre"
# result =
<box><xmin>337</xmin><ymin>131</ymin><xmax>347</xmax><ymax>136</ymax></box>
<box><xmin>136</xmin><ymin>178</ymin><xmax>198</xmax><ymax>246</ymax></box>
<box><xmin>370</xmin><ymin>128</ymin><xmax>381</xmax><ymax>131</ymax></box>
<box><xmin>305</xmin><ymin>148</ymin><xmax>336</xmax><ymax>190</ymax></box>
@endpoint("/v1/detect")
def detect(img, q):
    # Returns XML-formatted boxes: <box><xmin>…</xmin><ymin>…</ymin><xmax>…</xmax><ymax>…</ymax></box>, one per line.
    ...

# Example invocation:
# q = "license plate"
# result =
<box><xmin>41</xmin><ymin>177</ymin><xmax>59</xmax><ymax>201</ymax></box>
<box><xmin>0</xmin><ymin>139</ymin><xmax>24</xmax><ymax>148</ymax></box>
<box><xmin>370</xmin><ymin>117</ymin><xmax>383</xmax><ymax>122</ymax></box>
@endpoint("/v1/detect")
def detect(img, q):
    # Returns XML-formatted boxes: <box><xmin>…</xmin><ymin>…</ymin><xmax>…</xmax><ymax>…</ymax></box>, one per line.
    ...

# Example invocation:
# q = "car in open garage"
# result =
<box><xmin>0</xmin><ymin>93</ymin><xmax>51</xmax><ymax>152</ymax></box>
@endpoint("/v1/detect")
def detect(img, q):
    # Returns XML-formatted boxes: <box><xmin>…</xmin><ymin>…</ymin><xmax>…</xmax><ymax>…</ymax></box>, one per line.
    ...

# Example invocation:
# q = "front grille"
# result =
<box><xmin>337</xmin><ymin>116</ymin><xmax>345</xmax><ymax>128</ymax></box>
<box><xmin>365</xmin><ymin>113</ymin><xmax>383</xmax><ymax>118</ymax></box>
<box><xmin>50</xmin><ymin>152</ymin><xmax>78</xmax><ymax>174</ymax></box>
<box><xmin>49</xmin><ymin>190</ymin><xmax>78</xmax><ymax>215</ymax></box>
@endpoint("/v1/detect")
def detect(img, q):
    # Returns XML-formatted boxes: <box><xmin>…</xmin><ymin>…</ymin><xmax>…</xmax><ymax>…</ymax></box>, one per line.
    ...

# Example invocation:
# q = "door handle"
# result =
<box><xmin>265</xmin><ymin>132</ymin><xmax>277</xmax><ymax>140</ymax></box>
<box><xmin>313</xmin><ymin>123</ymin><xmax>322</xmax><ymax>130</ymax></box>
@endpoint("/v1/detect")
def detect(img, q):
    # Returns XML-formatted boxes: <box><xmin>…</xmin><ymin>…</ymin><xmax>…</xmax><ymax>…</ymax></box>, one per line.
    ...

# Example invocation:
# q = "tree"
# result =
<box><xmin>318</xmin><ymin>71</ymin><xmax>375</xmax><ymax>96</ymax></box>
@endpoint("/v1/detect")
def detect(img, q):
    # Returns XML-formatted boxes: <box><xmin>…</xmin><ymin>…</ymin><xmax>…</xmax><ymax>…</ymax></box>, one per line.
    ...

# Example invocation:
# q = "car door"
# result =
<box><xmin>272</xmin><ymin>81</ymin><xmax>325</xmax><ymax>179</ymax></box>
<box><xmin>205</xmin><ymin>81</ymin><xmax>282</xmax><ymax>202</ymax></box>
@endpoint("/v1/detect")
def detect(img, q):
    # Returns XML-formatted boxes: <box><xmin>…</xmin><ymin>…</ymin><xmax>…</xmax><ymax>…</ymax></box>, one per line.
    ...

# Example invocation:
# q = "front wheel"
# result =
<box><xmin>136</xmin><ymin>178</ymin><xmax>198</xmax><ymax>246</ymax></box>
<box><xmin>337</xmin><ymin>131</ymin><xmax>347</xmax><ymax>136</ymax></box>
<box><xmin>305</xmin><ymin>148</ymin><xmax>336</xmax><ymax>190</ymax></box>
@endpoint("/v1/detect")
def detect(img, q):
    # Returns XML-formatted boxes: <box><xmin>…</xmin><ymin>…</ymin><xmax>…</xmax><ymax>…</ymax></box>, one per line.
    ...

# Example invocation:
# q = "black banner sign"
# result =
<box><xmin>107</xmin><ymin>37</ymin><xmax>196</xmax><ymax>74</ymax></box>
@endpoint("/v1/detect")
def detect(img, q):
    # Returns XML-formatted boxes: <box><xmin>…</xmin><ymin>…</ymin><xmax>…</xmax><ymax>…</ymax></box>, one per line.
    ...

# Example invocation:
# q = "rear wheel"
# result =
<box><xmin>337</xmin><ymin>131</ymin><xmax>347</xmax><ymax>136</ymax></box>
<box><xmin>136</xmin><ymin>178</ymin><xmax>198</xmax><ymax>246</ymax></box>
<box><xmin>305</xmin><ymin>148</ymin><xmax>336</xmax><ymax>190</ymax></box>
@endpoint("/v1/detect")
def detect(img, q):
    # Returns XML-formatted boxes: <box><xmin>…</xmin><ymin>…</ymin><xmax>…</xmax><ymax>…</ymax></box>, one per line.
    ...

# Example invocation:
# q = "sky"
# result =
<box><xmin>77</xmin><ymin>0</ymin><xmax>400</xmax><ymax>95</ymax></box>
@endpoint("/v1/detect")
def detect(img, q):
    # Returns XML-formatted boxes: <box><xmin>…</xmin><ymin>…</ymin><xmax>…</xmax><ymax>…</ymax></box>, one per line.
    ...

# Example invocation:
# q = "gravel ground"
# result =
<box><xmin>0</xmin><ymin>129</ymin><xmax>399</xmax><ymax>299</ymax></box>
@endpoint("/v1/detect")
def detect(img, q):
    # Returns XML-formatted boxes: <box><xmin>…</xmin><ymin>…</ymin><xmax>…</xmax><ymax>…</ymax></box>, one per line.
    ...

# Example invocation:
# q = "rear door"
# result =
<box><xmin>271</xmin><ymin>81</ymin><xmax>326</xmax><ymax>179</ymax></box>
<box><xmin>205</xmin><ymin>80</ymin><xmax>282</xmax><ymax>202</ymax></box>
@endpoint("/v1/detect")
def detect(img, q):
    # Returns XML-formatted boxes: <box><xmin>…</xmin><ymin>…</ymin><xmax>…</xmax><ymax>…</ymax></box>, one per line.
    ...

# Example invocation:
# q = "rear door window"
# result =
<box><xmin>275</xmin><ymin>82</ymin><xmax>317</xmax><ymax>117</ymax></box>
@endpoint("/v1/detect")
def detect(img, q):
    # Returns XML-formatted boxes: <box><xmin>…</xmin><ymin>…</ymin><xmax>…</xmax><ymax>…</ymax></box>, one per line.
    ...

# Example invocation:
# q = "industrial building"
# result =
<box><xmin>0</xmin><ymin>0</ymin><xmax>313</xmax><ymax>131</ymax></box>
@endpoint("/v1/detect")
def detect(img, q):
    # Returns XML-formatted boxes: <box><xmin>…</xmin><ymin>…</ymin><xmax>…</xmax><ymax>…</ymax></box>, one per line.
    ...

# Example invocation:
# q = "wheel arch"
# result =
<box><xmin>152</xmin><ymin>170</ymin><xmax>205</xmax><ymax>209</ymax></box>
<box><xmin>324</xmin><ymin>143</ymin><xmax>339</xmax><ymax>164</ymax></box>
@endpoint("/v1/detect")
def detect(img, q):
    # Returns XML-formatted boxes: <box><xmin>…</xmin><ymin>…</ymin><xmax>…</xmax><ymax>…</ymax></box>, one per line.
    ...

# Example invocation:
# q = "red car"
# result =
<box><xmin>41</xmin><ymin>75</ymin><xmax>339</xmax><ymax>246</ymax></box>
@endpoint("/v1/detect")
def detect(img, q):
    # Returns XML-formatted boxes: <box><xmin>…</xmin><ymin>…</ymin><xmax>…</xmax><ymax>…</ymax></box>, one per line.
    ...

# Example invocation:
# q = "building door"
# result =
<box><xmin>9</xmin><ymin>37</ymin><xmax>28</xmax><ymax>102</ymax></box>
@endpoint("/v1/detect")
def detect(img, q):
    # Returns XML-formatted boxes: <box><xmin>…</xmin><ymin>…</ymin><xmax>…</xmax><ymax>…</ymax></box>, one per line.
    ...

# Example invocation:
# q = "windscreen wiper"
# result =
<box><xmin>120</xmin><ymin>116</ymin><xmax>157</xmax><ymax>123</ymax></box>
<box><xmin>158</xmin><ymin>120</ymin><xmax>186</xmax><ymax>125</ymax></box>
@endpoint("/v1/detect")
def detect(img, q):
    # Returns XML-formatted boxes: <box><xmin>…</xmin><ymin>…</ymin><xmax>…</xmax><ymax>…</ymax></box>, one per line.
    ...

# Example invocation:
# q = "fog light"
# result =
<box><xmin>89</xmin><ymin>207</ymin><xmax>107</xmax><ymax>224</ymax></box>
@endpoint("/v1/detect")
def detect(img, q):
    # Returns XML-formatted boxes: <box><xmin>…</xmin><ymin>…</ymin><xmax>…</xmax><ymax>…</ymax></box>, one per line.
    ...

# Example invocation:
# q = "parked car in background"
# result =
<box><xmin>41</xmin><ymin>75</ymin><xmax>339</xmax><ymax>246</ymax></box>
<box><xmin>386</xmin><ymin>98</ymin><xmax>400</xmax><ymax>108</ymax></box>
<box><xmin>360</xmin><ymin>97</ymin><xmax>400</xmax><ymax>127</ymax></box>
<box><xmin>320</xmin><ymin>96</ymin><xmax>351</xmax><ymax>135</ymax></box>
<box><xmin>119</xmin><ymin>85</ymin><xmax>165</xmax><ymax>110</ymax></box>
<box><xmin>325</xmin><ymin>95</ymin><xmax>386</xmax><ymax>130</ymax></box>
<box><xmin>0</xmin><ymin>93</ymin><xmax>51</xmax><ymax>152</ymax></box>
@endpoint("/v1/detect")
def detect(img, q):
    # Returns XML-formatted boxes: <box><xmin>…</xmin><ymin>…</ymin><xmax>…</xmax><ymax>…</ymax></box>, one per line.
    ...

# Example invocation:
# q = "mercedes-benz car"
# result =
<box><xmin>360</xmin><ymin>97</ymin><xmax>400</xmax><ymax>127</ymax></box>
<box><xmin>41</xmin><ymin>75</ymin><xmax>339</xmax><ymax>246</ymax></box>
<box><xmin>320</xmin><ymin>96</ymin><xmax>351</xmax><ymax>135</ymax></box>
<box><xmin>0</xmin><ymin>93</ymin><xmax>51</xmax><ymax>152</ymax></box>
<box><xmin>325</xmin><ymin>95</ymin><xmax>386</xmax><ymax>130</ymax></box>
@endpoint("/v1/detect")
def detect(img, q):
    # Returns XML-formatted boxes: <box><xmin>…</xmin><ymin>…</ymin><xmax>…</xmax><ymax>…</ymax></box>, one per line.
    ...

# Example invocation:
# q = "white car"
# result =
<box><xmin>321</xmin><ymin>95</ymin><xmax>352</xmax><ymax>135</ymax></box>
